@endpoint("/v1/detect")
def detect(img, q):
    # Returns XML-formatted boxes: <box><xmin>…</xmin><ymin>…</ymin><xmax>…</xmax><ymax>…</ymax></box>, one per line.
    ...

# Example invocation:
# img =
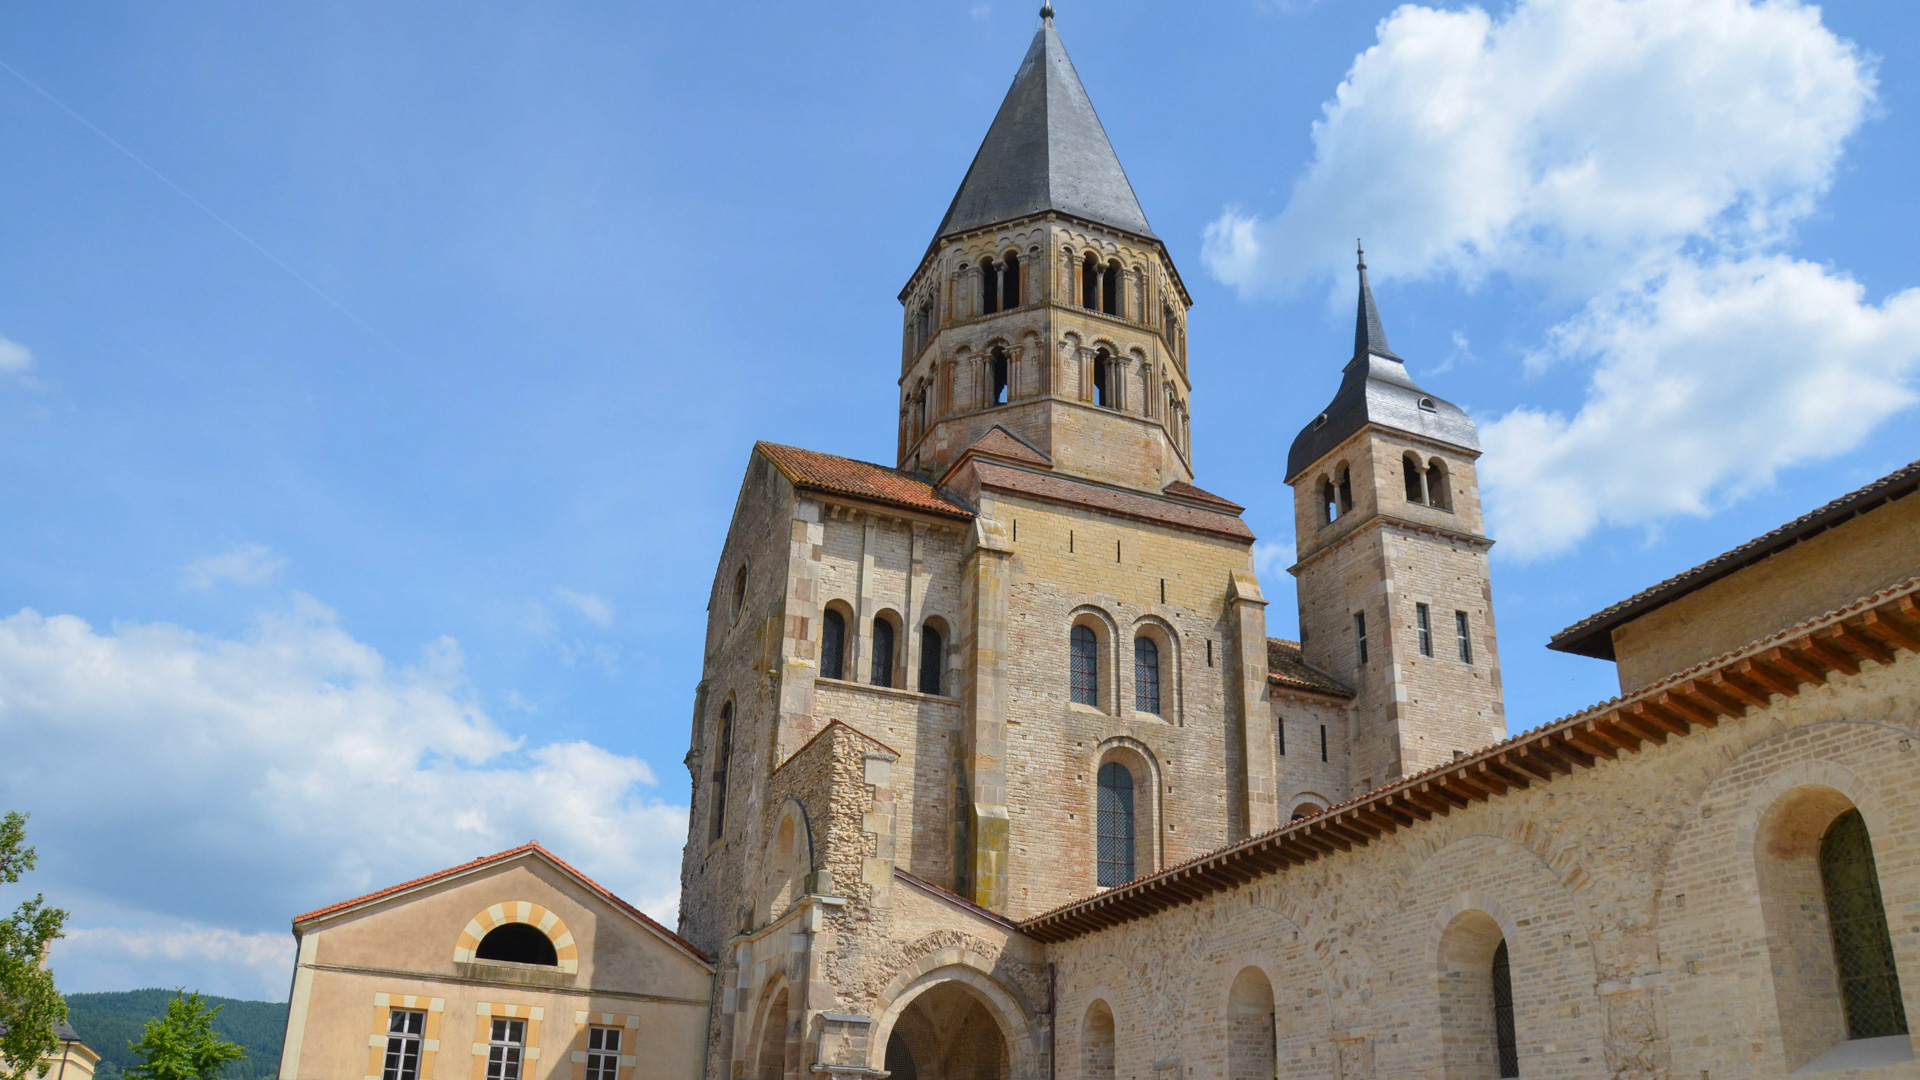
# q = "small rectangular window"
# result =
<box><xmin>1277</xmin><ymin>720</ymin><xmax>1286</xmax><ymax>757</ymax></box>
<box><xmin>1319</xmin><ymin>724</ymin><xmax>1328</xmax><ymax>763</ymax></box>
<box><xmin>1456</xmin><ymin>610</ymin><xmax>1473</xmax><ymax>664</ymax></box>
<box><xmin>585</xmin><ymin>1027</ymin><xmax>622</xmax><ymax>1080</ymax></box>
<box><xmin>486</xmin><ymin>1018</ymin><xmax>525</xmax><ymax>1080</ymax></box>
<box><xmin>1416</xmin><ymin>603</ymin><xmax>1433</xmax><ymax>657</ymax></box>
<box><xmin>382</xmin><ymin>1010</ymin><xmax>425</xmax><ymax>1080</ymax></box>
<box><xmin>1353</xmin><ymin>613</ymin><xmax>1368</xmax><ymax>666</ymax></box>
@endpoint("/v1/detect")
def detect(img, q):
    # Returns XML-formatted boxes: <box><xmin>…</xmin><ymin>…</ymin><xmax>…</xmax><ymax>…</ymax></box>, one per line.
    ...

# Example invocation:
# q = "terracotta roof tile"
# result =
<box><xmin>973</xmin><ymin>462</ymin><xmax>1254</xmax><ymax>541</ymax></box>
<box><xmin>1161</xmin><ymin>480</ymin><xmax>1245</xmax><ymax>514</ymax></box>
<box><xmin>292</xmin><ymin>841</ymin><xmax>709</xmax><ymax>966</ymax></box>
<box><xmin>758</xmin><ymin>442</ymin><xmax>974</xmax><ymax>520</ymax></box>
<box><xmin>1266</xmin><ymin>638</ymin><xmax>1354</xmax><ymax>698</ymax></box>
<box><xmin>963</xmin><ymin>425</ymin><xmax>1053</xmax><ymax>468</ymax></box>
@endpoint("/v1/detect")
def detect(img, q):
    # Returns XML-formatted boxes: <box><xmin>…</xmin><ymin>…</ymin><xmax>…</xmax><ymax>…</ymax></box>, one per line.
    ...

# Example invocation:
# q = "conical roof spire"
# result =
<box><xmin>932</xmin><ymin>16</ymin><xmax>1154</xmax><ymax>244</ymax></box>
<box><xmin>1353</xmin><ymin>242</ymin><xmax>1401</xmax><ymax>362</ymax></box>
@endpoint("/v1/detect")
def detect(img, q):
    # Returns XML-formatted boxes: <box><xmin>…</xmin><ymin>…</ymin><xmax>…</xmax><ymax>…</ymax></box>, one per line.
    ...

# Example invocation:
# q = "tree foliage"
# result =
<box><xmin>124</xmin><ymin>993</ymin><xmax>245</xmax><ymax>1080</ymax></box>
<box><xmin>0</xmin><ymin>811</ymin><xmax>69</xmax><ymax>1080</ymax></box>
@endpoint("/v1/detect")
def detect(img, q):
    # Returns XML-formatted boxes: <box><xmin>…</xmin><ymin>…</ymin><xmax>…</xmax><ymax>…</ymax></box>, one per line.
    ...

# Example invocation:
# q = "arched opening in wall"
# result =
<box><xmin>1403</xmin><ymin>454</ymin><xmax>1427</xmax><ymax>504</ymax></box>
<box><xmin>884</xmin><ymin>1031</ymin><xmax>917</xmax><ymax>1080</ymax></box>
<box><xmin>754</xmin><ymin>986</ymin><xmax>790</xmax><ymax>1080</ymax></box>
<box><xmin>1070</xmin><ymin>624</ymin><xmax>1101</xmax><ymax>707</ymax></box>
<box><xmin>1227</xmin><ymin>967</ymin><xmax>1276</xmax><ymax>1080</ymax></box>
<box><xmin>821</xmin><ymin>604</ymin><xmax>851</xmax><ymax>681</ymax></box>
<box><xmin>1082</xmin><ymin>253</ymin><xmax>1100</xmax><ymax>310</ymax></box>
<box><xmin>710</xmin><ymin>701</ymin><xmax>734</xmax><ymax>842</ymax></box>
<box><xmin>474</xmin><ymin>923</ymin><xmax>557</xmax><ymax>966</ymax></box>
<box><xmin>1289</xmin><ymin>802</ymin><xmax>1322</xmax><ymax>822</ymax></box>
<box><xmin>1427</xmin><ymin>457</ymin><xmax>1453</xmax><ymax>510</ymax></box>
<box><xmin>980</xmin><ymin>260</ymin><xmax>1001</xmax><ymax>316</ymax></box>
<box><xmin>871</xmin><ymin>613</ymin><xmax>900</xmax><ymax>688</ymax></box>
<box><xmin>1093</xmin><ymin>349</ymin><xmax>1113</xmax><ymax>408</ymax></box>
<box><xmin>1082</xmin><ymin>1000</ymin><xmax>1114</xmax><ymax>1080</ymax></box>
<box><xmin>1102</xmin><ymin>260</ymin><xmax>1121</xmax><ymax>317</ymax></box>
<box><xmin>1096</xmin><ymin>761</ymin><xmax>1136</xmax><ymax>887</ymax></box>
<box><xmin>1336</xmin><ymin>465</ymin><xmax>1354</xmax><ymax>514</ymax></box>
<box><xmin>884</xmin><ymin>981</ymin><xmax>1011</xmax><ymax>1080</ymax></box>
<box><xmin>1437</xmin><ymin>909</ymin><xmax>1515</xmax><ymax>1079</ymax></box>
<box><xmin>732</xmin><ymin>564</ymin><xmax>749</xmax><ymax>619</ymax></box>
<box><xmin>990</xmin><ymin>348</ymin><xmax>1010</xmax><ymax>406</ymax></box>
<box><xmin>1001</xmin><ymin>252</ymin><xmax>1021</xmax><ymax>310</ymax></box>
<box><xmin>1320</xmin><ymin>478</ymin><xmax>1337</xmax><ymax>525</ymax></box>
<box><xmin>1758</xmin><ymin>786</ymin><xmax>1911</xmax><ymax>1069</ymax></box>
<box><xmin>1133</xmin><ymin>635</ymin><xmax>1161</xmax><ymax>715</ymax></box>
<box><xmin>919</xmin><ymin>620</ymin><xmax>947</xmax><ymax>696</ymax></box>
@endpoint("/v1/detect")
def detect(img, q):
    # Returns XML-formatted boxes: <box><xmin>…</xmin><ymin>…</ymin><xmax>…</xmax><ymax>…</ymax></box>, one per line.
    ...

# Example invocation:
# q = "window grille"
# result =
<box><xmin>1096</xmin><ymin>762</ymin><xmax>1135</xmax><ymax>887</ymax></box>
<box><xmin>1821</xmin><ymin>809</ymin><xmax>1910</xmax><ymax>1039</ymax></box>
<box><xmin>1071</xmin><ymin>625</ymin><xmax>1099</xmax><ymax>706</ymax></box>
<box><xmin>1456</xmin><ymin>611</ymin><xmax>1473</xmax><ymax>664</ymax></box>
<box><xmin>585</xmin><ymin>1027</ymin><xmax>621</xmax><ymax>1080</ymax></box>
<box><xmin>871</xmin><ymin>619</ymin><xmax>895</xmax><ymax>687</ymax></box>
<box><xmin>918</xmin><ymin>625</ymin><xmax>944</xmax><ymax>695</ymax></box>
<box><xmin>1354</xmin><ymin>613</ymin><xmax>1368</xmax><ymax>666</ymax></box>
<box><xmin>1492</xmin><ymin>941</ymin><xmax>1518</xmax><ymax>1078</ymax></box>
<box><xmin>485</xmin><ymin>1018</ymin><xmax>525</xmax><ymax>1080</ymax></box>
<box><xmin>1416</xmin><ymin>604</ymin><xmax>1433</xmax><ymax>657</ymax></box>
<box><xmin>821</xmin><ymin>610</ymin><xmax>846</xmax><ymax>680</ymax></box>
<box><xmin>1134</xmin><ymin>637</ymin><xmax>1161</xmax><ymax>714</ymax></box>
<box><xmin>381</xmin><ymin>1010</ymin><xmax>425</xmax><ymax>1080</ymax></box>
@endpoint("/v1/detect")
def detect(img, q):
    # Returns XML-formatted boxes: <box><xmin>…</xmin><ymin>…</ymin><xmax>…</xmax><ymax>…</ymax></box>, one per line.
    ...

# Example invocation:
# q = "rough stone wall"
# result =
<box><xmin>1612</xmin><ymin>493</ymin><xmax>1920</xmax><ymax>691</ymax></box>
<box><xmin>1048</xmin><ymin>649</ymin><xmax>1920</xmax><ymax>1080</ymax></box>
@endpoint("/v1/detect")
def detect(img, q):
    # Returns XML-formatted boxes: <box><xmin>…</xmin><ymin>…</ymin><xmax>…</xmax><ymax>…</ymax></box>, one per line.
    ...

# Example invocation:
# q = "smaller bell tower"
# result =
<box><xmin>1285</xmin><ymin>248</ymin><xmax>1505</xmax><ymax>789</ymax></box>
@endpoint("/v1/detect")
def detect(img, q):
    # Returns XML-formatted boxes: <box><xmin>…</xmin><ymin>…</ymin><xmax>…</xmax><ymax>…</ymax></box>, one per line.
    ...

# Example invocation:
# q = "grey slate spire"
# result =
<box><xmin>932</xmin><ymin>12</ymin><xmax>1155</xmax><ymax>244</ymax></box>
<box><xmin>1353</xmin><ymin>243</ymin><xmax>1401</xmax><ymax>361</ymax></box>
<box><xmin>1285</xmin><ymin>249</ymin><xmax>1479</xmax><ymax>481</ymax></box>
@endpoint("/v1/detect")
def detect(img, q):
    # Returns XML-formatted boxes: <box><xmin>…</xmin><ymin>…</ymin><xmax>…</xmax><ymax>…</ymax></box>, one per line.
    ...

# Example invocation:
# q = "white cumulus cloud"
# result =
<box><xmin>181</xmin><ymin>543</ymin><xmax>288</xmax><ymax>590</ymax></box>
<box><xmin>0</xmin><ymin>595</ymin><xmax>685</xmax><ymax>998</ymax></box>
<box><xmin>1203</xmin><ymin>0</ymin><xmax>1906</xmax><ymax>557</ymax></box>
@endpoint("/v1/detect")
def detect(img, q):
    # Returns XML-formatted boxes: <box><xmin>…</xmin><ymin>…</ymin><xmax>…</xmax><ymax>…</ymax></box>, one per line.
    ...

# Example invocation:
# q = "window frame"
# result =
<box><xmin>1133</xmin><ymin>635</ymin><xmax>1161</xmax><ymax>715</ymax></box>
<box><xmin>1096</xmin><ymin>760</ymin><xmax>1135</xmax><ymax>887</ymax></box>
<box><xmin>1456</xmin><ymin>610</ymin><xmax>1473</xmax><ymax>664</ymax></box>
<box><xmin>382</xmin><ymin>1009</ymin><xmax>426</xmax><ymax>1080</ymax></box>
<box><xmin>1354</xmin><ymin>612</ymin><xmax>1369</xmax><ymax>667</ymax></box>
<box><xmin>1416</xmin><ymin>603</ymin><xmax>1433</xmax><ymax>658</ymax></box>
<box><xmin>584</xmin><ymin>1026</ymin><xmax>622</xmax><ymax>1080</ymax></box>
<box><xmin>1071</xmin><ymin>624</ymin><xmax>1100</xmax><ymax>707</ymax></box>
<box><xmin>486</xmin><ymin>1018</ymin><xmax>526</xmax><ymax>1080</ymax></box>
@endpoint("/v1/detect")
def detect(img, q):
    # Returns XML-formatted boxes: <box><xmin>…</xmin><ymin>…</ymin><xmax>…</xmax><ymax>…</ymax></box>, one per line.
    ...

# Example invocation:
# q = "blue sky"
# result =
<box><xmin>3</xmin><ymin>0</ymin><xmax>1917</xmax><ymax>1000</ymax></box>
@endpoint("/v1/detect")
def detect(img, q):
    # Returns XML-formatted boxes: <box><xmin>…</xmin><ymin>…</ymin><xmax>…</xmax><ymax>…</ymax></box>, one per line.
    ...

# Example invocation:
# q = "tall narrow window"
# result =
<box><xmin>486</xmin><ymin>1018</ymin><xmax>526</xmax><ymax>1080</ymax></box>
<box><xmin>584</xmin><ymin>1028</ymin><xmax>621</xmax><ymax>1080</ymax></box>
<box><xmin>1404</xmin><ymin>455</ymin><xmax>1426</xmax><ymax>503</ymax></box>
<box><xmin>1082</xmin><ymin>253</ymin><xmax>1100</xmax><ymax>309</ymax></box>
<box><xmin>1001</xmin><ymin>252</ymin><xmax>1021</xmax><ymax>310</ymax></box>
<box><xmin>821</xmin><ymin>609</ymin><xmax>846</xmax><ymax>680</ymax></box>
<box><xmin>1821</xmin><ymin>809</ymin><xmax>1910</xmax><ymax>1039</ymax></box>
<box><xmin>1096</xmin><ymin>762</ymin><xmax>1135</xmax><ymax>886</ymax></box>
<box><xmin>1134</xmin><ymin>636</ymin><xmax>1161</xmax><ymax>714</ymax></box>
<box><xmin>1337</xmin><ymin>466</ymin><xmax>1353</xmax><ymax>513</ymax></box>
<box><xmin>871</xmin><ymin>618</ymin><xmax>895</xmax><ymax>687</ymax></box>
<box><xmin>710</xmin><ymin>703</ymin><xmax>733</xmax><ymax>841</ymax></box>
<box><xmin>1492</xmin><ymin>941</ymin><xmax>1518</xmax><ymax>1078</ymax></box>
<box><xmin>1102</xmin><ymin>261</ymin><xmax>1122</xmax><ymax>316</ymax></box>
<box><xmin>1416</xmin><ymin>603</ymin><xmax>1433</xmax><ymax>657</ymax></box>
<box><xmin>991</xmin><ymin>347</ymin><xmax>1010</xmax><ymax>405</ymax></box>
<box><xmin>918</xmin><ymin>624</ymin><xmax>945</xmax><ymax>695</ymax></box>
<box><xmin>1427</xmin><ymin>458</ymin><xmax>1453</xmax><ymax>510</ymax></box>
<box><xmin>1071</xmin><ymin>624</ymin><xmax>1099</xmax><ymax>706</ymax></box>
<box><xmin>1456</xmin><ymin>611</ymin><xmax>1473</xmax><ymax>664</ymax></box>
<box><xmin>732</xmin><ymin>565</ymin><xmax>748</xmax><ymax>618</ymax></box>
<box><xmin>1277</xmin><ymin>719</ymin><xmax>1286</xmax><ymax>757</ymax></box>
<box><xmin>1093</xmin><ymin>350</ymin><xmax>1112</xmax><ymax>408</ymax></box>
<box><xmin>1319</xmin><ymin>724</ymin><xmax>1328</xmax><ymax>763</ymax></box>
<box><xmin>381</xmin><ymin>1010</ymin><xmax>425</xmax><ymax>1080</ymax></box>
<box><xmin>1321</xmin><ymin>479</ymin><xmax>1338</xmax><ymax>525</ymax></box>
<box><xmin>980</xmin><ymin>260</ymin><xmax>1000</xmax><ymax>315</ymax></box>
<box><xmin>1354</xmin><ymin>612</ymin><xmax>1369</xmax><ymax>666</ymax></box>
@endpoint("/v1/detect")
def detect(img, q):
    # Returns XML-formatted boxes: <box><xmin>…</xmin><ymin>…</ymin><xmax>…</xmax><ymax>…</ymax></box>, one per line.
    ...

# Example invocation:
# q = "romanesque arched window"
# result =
<box><xmin>1082</xmin><ymin>253</ymin><xmax>1100</xmax><ymax>310</ymax></box>
<box><xmin>1102</xmin><ymin>260</ymin><xmax>1121</xmax><ymax>317</ymax></box>
<box><xmin>821</xmin><ymin>609</ymin><xmax>847</xmax><ymax>680</ymax></box>
<box><xmin>1427</xmin><ymin>457</ymin><xmax>1453</xmax><ymax>510</ymax></box>
<box><xmin>1336</xmin><ymin>465</ymin><xmax>1354</xmax><ymax>514</ymax></box>
<box><xmin>980</xmin><ymin>259</ymin><xmax>1000</xmax><ymax>316</ymax></box>
<box><xmin>991</xmin><ymin>347</ymin><xmax>1010</xmax><ymax>406</ymax></box>
<box><xmin>1001</xmin><ymin>251</ymin><xmax>1021</xmax><ymax>310</ymax></box>
<box><xmin>1134</xmin><ymin>636</ymin><xmax>1160</xmax><ymax>715</ymax></box>
<box><xmin>1226</xmin><ymin>968</ymin><xmax>1276</xmax><ymax>1080</ymax></box>
<box><xmin>1403</xmin><ymin>454</ymin><xmax>1426</xmax><ymax>504</ymax></box>
<box><xmin>1321</xmin><ymin>478</ymin><xmax>1337</xmax><ymax>525</ymax></box>
<box><xmin>1492</xmin><ymin>940</ymin><xmax>1518</xmax><ymax>1078</ymax></box>
<box><xmin>1096</xmin><ymin>761</ymin><xmax>1135</xmax><ymax>887</ymax></box>
<box><xmin>918</xmin><ymin>623</ymin><xmax>945</xmax><ymax>695</ymax></box>
<box><xmin>732</xmin><ymin>564</ymin><xmax>748</xmax><ymax>619</ymax></box>
<box><xmin>1071</xmin><ymin>624</ymin><xmax>1099</xmax><ymax>705</ymax></box>
<box><xmin>1821</xmin><ymin>809</ymin><xmax>1909</xmax><ymax>1039</ymax></box>
<box><xmin>871</xmin><ymin>617</ymin><xmax>896</xmax><ymax>688</ymax></box>
<box><xmin>710</xmin><ymin>702</ymin><xmax>734</xmax><ymax>842</ymax></box>
<box><xmin>1093</xmin><ymin>349</ymin><xmax>1112</xmax><ymax>408</ymax></box>
<box><xmin>475</xmin><ymin>923</ymin><xmax>557</xmax><ymax>966</ymax></box>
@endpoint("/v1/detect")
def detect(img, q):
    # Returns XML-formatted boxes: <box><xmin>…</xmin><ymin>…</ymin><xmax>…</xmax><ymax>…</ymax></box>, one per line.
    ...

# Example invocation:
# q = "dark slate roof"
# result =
<box><xmin>1285</xmin><ymin>255</ymin><xmax>1479</xmax><ymax>481</ymax></box>
<box><xmin>932</xmin><ymin>17</ymin><xmax>1154</xmax><ymax>245</ymax></box>
<box><xmin>1266</xmin><ymin>639</ymin><xmax>1354</xmax><ymax>698</ymax></box>
<box><xmin>1550</xmin><ymin>458</ymin><xmax>1920</xmax><ymax>660</ymax></box>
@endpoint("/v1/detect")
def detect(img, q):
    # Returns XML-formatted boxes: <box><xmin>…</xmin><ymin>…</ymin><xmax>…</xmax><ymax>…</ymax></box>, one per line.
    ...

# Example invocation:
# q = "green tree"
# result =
<box><xmin>124</xmin><ymin>993</ymin><xmax>245</xmax><ymax>1080</ymax></box>
<box><xmin>1</xmin><ymin>811</ymin><xmax>69</xmax><ymax>1080</ymax></box>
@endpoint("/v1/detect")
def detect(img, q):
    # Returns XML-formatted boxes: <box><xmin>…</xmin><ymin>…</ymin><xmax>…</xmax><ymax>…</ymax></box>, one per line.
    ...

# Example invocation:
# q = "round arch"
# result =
<box><xmin>869</xmin><ymin>960</ymin><xmax>1038</xmax><ymax>1080</ymax></box>
<box><xmin>453</xmin><ymin>901</ymin><xmax>578</xmax><ymax>973</ymax></box>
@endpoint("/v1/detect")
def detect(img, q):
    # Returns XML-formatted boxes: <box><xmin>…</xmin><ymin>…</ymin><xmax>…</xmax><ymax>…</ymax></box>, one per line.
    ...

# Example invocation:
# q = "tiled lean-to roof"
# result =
<box><xmin>1265</xmin><ymin>638</ymin><xmax>1354</xmax><ymax>698</ymax></box>
<box><xmin>1020</xmin><ymin>576</ymin><xmax>1920</xmax><ymax>943</ymax></box>
<box><xmin>1550</xmin><ymin>459</ymin><xmax>1920</xmax><ymax>660</ymax></box>
<box><xmin>757</xmin><ymin>442</ymin><xmax>975</xmax><ymax>520</ymax></box>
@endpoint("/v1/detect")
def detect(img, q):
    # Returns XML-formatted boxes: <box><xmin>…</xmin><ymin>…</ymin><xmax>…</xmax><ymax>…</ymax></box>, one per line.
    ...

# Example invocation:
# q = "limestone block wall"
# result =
<box><xmin>1268</xmin><ymin>691</ymin><xmax>1352</xmax><ymax>816</ymax></box>
<box><xmin>1046</xmin><ymin>648</ymin><xmax>1920</xmax><ymax>1080</ymax></box>
<box><xmin>1377</xmin><ymin>525</ymin><xmax>1506</xmax><ymax>776</ymax></box>
<box><xmin>813</xmin><ymin>682</ymin><xmax>963</xmax><ymax>892</ymax></box>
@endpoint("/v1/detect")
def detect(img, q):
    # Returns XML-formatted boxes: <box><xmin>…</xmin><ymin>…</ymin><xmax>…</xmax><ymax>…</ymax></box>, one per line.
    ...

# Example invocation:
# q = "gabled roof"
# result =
<box><xmin>292</xmin><ymin>841</ymin><xmax>710</xmax><ymax>967</ymax></box>
<box><xmin>758</xmin><ymin>442</ymin><xmax>974</xmax><ymax>520</ymax></box>
<box><xmin>932</xmin><ymin>16</ymin><xmax>1154</xmax><ymax>246</ymax></box>
<box><xmin>1551</xmin><ymin>458</ymin><xmax>1920</xmax><ymax>660</ymax></box>
<box><xmin>940</xmin><ymin>426</ymin><xmax>1055</xmax><ymax>486</ymax></box>
<box><xmin>1286</xmin><ymin>255</ymin><xmax>1479</xmax><ymax>482</ymax></box>
<box><xmin>1162</xmin><ymin>480</ymin><xmax>1244</xmax><ymax>514</ymax></box>
<box><xmin>1266</xmin><ymin>638</ymin><xmax>1354</xmax><ymax>698</ymax></box>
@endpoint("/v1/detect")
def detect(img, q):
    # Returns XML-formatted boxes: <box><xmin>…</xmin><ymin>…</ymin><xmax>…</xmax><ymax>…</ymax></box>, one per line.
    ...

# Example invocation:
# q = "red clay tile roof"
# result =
<box><xmin>758</xmin><ymin>442</ymin><xmax>974</xmax><ymax>520</ymax></box>
<box><xmin>1266</xmin><ymin>638</ymin><xmax>1354</xmax><ymax>698</ymax></box>
<box><xmin>965</xmin><ymin>426</ymin><xmax>1053</xmax><ymax>468</ymax></box>
<box><xmin>1551</xmin><ymin>458</ymin><xmax>1920</xmax><ymax>660</ymax></box>
<box><xmin>1162</xmin><ymin>480</ymin><xmax>1245</xmax><ymax>514</ymax></box>
<box><xmin>292</xmin><ymin>841</ymin><xmax>710</xmax><ymax>966</ymax></box>
<box><xmin>973</xmin><ymin>461</ymin><xmax>1254</xmax><ymax>541</ymax></box>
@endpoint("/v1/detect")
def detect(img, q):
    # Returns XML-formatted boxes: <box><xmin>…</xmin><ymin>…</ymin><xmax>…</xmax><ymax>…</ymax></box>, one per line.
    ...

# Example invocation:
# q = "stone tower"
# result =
<box><xmin>1285</xmin><ymin>250</ymin><xmax>1505</xmax><ymax>788</ymax></box>
<box><xmin>896</xmin><ymin>13</ymin><xmax>1194</xmax><ymax>494</ymax></box>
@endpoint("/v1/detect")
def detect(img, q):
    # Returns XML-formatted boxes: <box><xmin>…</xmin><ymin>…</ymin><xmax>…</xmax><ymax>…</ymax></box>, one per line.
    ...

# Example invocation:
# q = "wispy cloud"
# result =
<box><xmin>554</xmin><ymin>587</ymin><xmax>614</xmax><ymax>627</ymax></box>
<box><xmin>0</xmin><ymin>334</ymin><xmax>31</xmax><ymax>375</ymax></box>
<box><xmin>181</xmin><ymin>543</ymin><xmax>287</xmax><ymax>591</ymax></box>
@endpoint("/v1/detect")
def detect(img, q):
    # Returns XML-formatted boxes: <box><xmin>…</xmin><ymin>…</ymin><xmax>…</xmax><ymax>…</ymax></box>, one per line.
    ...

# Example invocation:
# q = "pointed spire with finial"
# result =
<box><xmin>1039</xmin><ymin>3</ymin><xmax>1055</xmax><ymax>20</ymax></box>
<box><xmin>1353</xmin><ymin>241</ymin><xmax>1402</xmax><ymax>362</ymax></box>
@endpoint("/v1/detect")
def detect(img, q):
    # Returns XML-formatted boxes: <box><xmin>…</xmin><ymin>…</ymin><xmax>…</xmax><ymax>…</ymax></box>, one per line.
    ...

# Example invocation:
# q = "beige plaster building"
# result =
<box><xmin>279</xmin><ymin>10</ymin><xmax>1920</xmax><ymax>1080</ymax></box>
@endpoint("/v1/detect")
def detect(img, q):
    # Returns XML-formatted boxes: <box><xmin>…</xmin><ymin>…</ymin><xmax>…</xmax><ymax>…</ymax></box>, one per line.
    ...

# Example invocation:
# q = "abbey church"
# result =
<box><xmin>274</xmin><ymin>12</ymin><xmax>1920</xmax><ymax>1080</ymax></box>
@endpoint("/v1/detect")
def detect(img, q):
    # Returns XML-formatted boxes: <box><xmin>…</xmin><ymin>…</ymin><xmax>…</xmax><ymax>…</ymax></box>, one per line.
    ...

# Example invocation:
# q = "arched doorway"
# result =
<box><xmin>882</xmin><ymin>980</ymin><xmax>1012</xmax><ymax>1080</ymax></box>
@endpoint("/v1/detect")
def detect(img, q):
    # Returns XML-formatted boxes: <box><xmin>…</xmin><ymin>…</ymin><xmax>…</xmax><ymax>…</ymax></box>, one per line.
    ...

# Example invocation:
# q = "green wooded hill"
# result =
<box><xmin>62</xmin><ymin>991</ymin><xmax>287</xmax><ymax>1080</ymax></box>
